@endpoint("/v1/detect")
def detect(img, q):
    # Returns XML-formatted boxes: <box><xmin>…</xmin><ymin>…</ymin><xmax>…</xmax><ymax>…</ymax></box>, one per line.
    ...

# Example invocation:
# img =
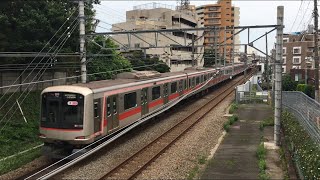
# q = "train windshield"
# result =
<box><xmin>41</xmin><ymin>92</ymin><xmax>84</xmax><ymax>129</ymax></box>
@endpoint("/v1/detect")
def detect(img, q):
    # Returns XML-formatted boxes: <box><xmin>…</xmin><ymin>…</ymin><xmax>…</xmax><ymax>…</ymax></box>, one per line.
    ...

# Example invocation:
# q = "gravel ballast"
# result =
<box><xmin>55</xmin><ymin>92</ymin><xmax>233</xmax><ymax>179</ymax></box>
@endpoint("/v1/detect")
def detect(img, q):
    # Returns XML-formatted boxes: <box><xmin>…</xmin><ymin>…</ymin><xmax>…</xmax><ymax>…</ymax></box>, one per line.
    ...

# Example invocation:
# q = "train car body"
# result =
<box><xmin>39</xmin><ymin>64</ymin><xmax>248</xmax><ymax>150</ymax></box>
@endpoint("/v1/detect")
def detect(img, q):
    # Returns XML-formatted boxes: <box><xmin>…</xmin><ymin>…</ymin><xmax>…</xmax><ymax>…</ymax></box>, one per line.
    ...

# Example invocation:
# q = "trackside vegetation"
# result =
<box><xmin>0</xmin><ymin>91</ymin><xmax>42</xmax><ymax>175</ymax></box>
<box><xmin>282</xmin><ymin>111</ymin><xmax>320</xmax><ymax>179</ymax></box>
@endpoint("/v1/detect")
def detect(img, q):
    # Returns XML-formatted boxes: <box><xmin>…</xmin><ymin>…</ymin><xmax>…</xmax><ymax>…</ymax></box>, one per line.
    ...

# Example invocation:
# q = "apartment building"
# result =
<box><xmin>196</xmin><ymin>0</ymin><xmax>240</xmax><ymax>63</ymax></box>
<box><xmin>282</xmin><ymin>29</ymin><xmax>314</xmax><ymax>74</ymax></box>
<box><xmin>111</xmin><ymin>3</ymin><xmax>204</xmax><ymax>72</ymax></box>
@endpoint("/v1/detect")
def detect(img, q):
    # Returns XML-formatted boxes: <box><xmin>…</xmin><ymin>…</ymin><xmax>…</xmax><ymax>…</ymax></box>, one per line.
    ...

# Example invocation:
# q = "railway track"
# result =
<box><xmin>98</xmin><ymin>71</ymin><xmax>254</xmax><ymax>180</ymax></box>
<box><xmin>22</xmin><ymin>69</ymin><xmax>254</xmax><ymax>180</ymax></box>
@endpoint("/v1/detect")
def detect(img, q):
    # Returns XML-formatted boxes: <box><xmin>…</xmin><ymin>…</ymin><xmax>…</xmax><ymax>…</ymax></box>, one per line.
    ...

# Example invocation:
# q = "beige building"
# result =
<box><xmin>111</xmin><ymin>3</ymin><xmax>204</xmax><ymax>72</ymax></box>
<box><xmin>196</xmin><ymin>0</ymin><xmax>240</xmax><ymax>63</ymax></box>
<box><xmin>282</xmin><ymin>26</ymin><xmax>314</xmax><ymax>74</ymax></box>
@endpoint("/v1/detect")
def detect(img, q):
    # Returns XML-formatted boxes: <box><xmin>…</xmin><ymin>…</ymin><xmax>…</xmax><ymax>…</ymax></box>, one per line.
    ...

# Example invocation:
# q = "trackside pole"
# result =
<box><xmin>274</xmin><ymin>6</ymin><xmax>283</xmax><ymax>146</ymax></box>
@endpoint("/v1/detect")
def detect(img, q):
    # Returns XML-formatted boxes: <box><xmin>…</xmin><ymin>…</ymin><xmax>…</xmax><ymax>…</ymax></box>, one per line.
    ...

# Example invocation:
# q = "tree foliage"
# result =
<box><xmin>0</xmin><ymin>0</ymin><xmax>99</xmax><ymax>64</ymax></box>
<box><xmin>282</xmin><ymin>74</ymin><xmax>298</xmax><ymax>91</ymax></box>
<box><xmin>123</xmin><ymin>51</ymin><xmax>170</xmax><ymax>73</ymax></box>
<box><xmin>296</xmin><ymin>84</ymin><xmax>315</xmax><ymax>98</ymax></box>
<box><xmin>87</xmin><ymin>35</ymin><xmax>132</xmax><ymax>81</ymax></box>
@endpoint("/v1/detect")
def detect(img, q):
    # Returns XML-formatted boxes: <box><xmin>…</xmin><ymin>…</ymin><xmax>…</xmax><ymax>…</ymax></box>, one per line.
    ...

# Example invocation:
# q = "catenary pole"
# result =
<box><xmin>314</xmin><ymin>0</ymin><xmax>319</xmax><ymax>102</ymax></box>
<box><xmin>79</xmin><ymin>0</ymin><xmax>87</xmax><ymax>83</ymax></box>
<box><xmin>274</xmin><ymin>6</ymin><xmax>284</xmax><ymax>146</ymax></box>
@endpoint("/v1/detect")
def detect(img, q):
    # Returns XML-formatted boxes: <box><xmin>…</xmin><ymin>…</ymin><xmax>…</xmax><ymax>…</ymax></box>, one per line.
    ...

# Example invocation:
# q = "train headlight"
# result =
<box><xmin>39</xmin><ymin>133</ymin><xmax>46</xmax><ymax>138</ymax></box>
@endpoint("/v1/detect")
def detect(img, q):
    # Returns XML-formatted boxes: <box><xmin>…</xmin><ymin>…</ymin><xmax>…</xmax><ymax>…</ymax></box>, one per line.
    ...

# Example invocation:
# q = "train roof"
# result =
<box><xmin>73</xmin><ymin>71</ymin><xmax>187</xmax><ymax>90</ymax></box>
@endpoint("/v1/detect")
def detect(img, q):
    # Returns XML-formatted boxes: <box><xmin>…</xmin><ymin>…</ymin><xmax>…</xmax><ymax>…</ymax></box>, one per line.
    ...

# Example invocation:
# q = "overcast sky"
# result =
<box><xmin>94</xmin><ymin>0</ymin><xmax>313</xmax><ymax>54</ymax></box>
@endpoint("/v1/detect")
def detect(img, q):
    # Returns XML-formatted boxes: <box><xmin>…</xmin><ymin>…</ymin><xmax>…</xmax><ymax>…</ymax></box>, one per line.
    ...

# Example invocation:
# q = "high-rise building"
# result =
<box><xmin>196</xmin><ymin>0</ymin><xmax>240</xmax><ymax>63</ymax></box>
<box><xmin>111</xmin><ymin>3</ymin><xmax>204</xmax><ymax>72</ymax></box>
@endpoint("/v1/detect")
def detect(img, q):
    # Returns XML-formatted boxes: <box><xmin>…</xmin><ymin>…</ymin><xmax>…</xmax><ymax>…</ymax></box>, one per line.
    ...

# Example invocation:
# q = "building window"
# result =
<box><xmin>283</xmin><ymin>38</ymin><xmax>289</xmax><ymax>43</ymax></box>
<box><xmin>282</xmin><ymin>66</ymin><xmax>286</xmax><ymax>73</ymax></box>
<box><xmin>292</xmin><ymin>56</ymin><xmax>301</xmax><ymax>64</ymax></box>
<box><xmin>293</xmin><ymin>47</ymin><xmax>301</xmax><ymax>54</ymax></box>
<box><xmin>208</xmin><ymin>7</ymin><xmax>219</xmax><ymax>11</ymax></box>
<box><xmin>282</xmin><ymin>57</ymin><xmax>286</xmax><ymax>64</ymax></box>
<box><xmin>282</xmin><ymin>47</ymin><xmax>286</xmax><ymax>54</ymax></box>
<box><xmin>124</xmin><ymin>92</ymin><xmax>137</xmax><ymax>110</ymax></box>
<box><xmin>152</xmin><ymin>86</ymin><xmax>161</xmax><ymax>100</ymax></box>
<box><xmin>294</xmin><ymin>73</ymin><xmax>302</xmax><ymax>81</ymax></box>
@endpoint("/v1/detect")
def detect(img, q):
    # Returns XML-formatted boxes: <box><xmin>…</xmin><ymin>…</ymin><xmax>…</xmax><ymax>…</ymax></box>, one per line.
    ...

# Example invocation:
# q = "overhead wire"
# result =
<box><xmin>0</xmin><ymin>8</ymin><xmax>78</xmax><ymax>101</ymax></box>
<box><xmin>0</xmin><ymin>19</ymin><xmax>80</xmax><ymax>128</ymax></box>
<box><xmin>0</xmin><ymin>16</ymin><xmax>79</xmax><ymax>112</ymax></box>
<box><xmin>295</xmin><ymin>0</ymin><xmax>311</xmax><ymax>32</ymax></box>
<box><xmin>289</xmin><ymin>0</ymin><xmax>304</xmax><ymax>32</ymax></box>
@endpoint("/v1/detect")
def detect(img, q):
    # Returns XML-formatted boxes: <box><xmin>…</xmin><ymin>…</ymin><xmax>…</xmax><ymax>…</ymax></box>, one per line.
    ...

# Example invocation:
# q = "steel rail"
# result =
<box><xmin>99</xmin><ymin>70</ymin><xmax>255</xmax><ymax>180</ymax></box>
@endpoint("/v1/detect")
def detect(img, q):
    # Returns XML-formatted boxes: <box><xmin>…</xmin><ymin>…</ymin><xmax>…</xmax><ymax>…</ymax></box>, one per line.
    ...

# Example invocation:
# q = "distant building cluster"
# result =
<box><xmin>111</xmin><ymin>1</ymin><xmax>240</xmax><ymax>72</ymax></box>
<box><xmin>281</xmin><ymin>25</ymin><xmax>315</xmax><ymax>83</ymax></box>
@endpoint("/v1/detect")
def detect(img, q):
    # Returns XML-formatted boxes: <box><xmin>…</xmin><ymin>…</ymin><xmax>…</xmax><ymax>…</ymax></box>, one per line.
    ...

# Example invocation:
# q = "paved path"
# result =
<box><xmin>201</xmin><ymin>104</ymin><xmax>272</xmax><ymax>179</ymax></box>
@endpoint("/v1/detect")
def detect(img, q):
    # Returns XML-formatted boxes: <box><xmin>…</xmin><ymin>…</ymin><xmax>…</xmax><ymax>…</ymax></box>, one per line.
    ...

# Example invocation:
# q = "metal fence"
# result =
<box><xmin>282</xmin><ymin>91</ymin><xmax>320</xmax><ymax>144</ymax></box>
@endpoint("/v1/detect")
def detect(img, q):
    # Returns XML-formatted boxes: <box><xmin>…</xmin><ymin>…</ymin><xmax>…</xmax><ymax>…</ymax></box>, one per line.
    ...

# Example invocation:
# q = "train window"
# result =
<box><xmin>171</xmin><ymin>82</ymin><xmax>177</xmax><ymax>94</ymax></box>
<box><xmin>184</xmin><ymin>80</ymin><xmax>187</xmax><ymax>90</ymax></box>
<box><xmin>179</xmin><ymin>80</ymin><xmax>183</xmax><ymax>91</ymax></box>
<box><xmin>192</xmin><ymin>77</ymin><xmax>195</xmax><ymax>87</ymax></box>
<box><xmin>48</xmin><ymin>101</ymin><xmax>59</xmax><ymax>123</ymax></box>
<box><xmin>124</xmin><ymin>92</ymin><xmax>137</xmax><ymax>110</ymax></box>
<box><xmin>196</xmin><ymin>77</ymin><xmax>200</xmax><ymax>85</ymax></box>
<box><xmin>113</xmin><ymin>99</ymin><xmax>117</xmax><ymax>114</ymax></box>
<box><xmin>94</xmin><ymin>102</ymin><xmax>99</xmax><ymax>118</ymax></box>
<box><xmin>201</xmin><ymin>75</ymin><xmax>204</xmax><ymax>82</ymax></box>
<box><xmin>106</xmin><ymin>98</ymin><xmax>111</xmax><ymax>117</ymax></box>
<box><xmin>204</xmin><ymin>75</ymin><xmax>207</xmax><ymax>81</ymax></box>
<box><xmin>152</xmin><ymin>86</ymin><xmax>161</xmax><ymax>100</ymax></box>
<box><xmin>189</xmin><ymin>79</ymin><xmax>192</xmax><ymax>88</ymax></box>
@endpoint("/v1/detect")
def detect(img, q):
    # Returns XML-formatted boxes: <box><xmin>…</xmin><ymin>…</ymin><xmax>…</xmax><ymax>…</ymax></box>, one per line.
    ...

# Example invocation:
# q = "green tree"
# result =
<box><xmin>123</xmin><ymin>51</ymin><xmax>170</xmax><ymax>73</ymax></box>
<box><xmin>282</xmin><ymin>74</ymin><xmax>298</xmax><ymax>91</ymax></box>
<box><xmin>87</xmin><ymin>35</ymin><xmax>132</xmax><ymax>81</ymax></box>
<box><xmin>296</xmin><ymin>84</ymin><xmax>315</xmax><ymax>98</ymax></box>
<box><xmin>0</xmin><ymin>0</ymin><xmax>99</xmax><ymax>64</ymax></box>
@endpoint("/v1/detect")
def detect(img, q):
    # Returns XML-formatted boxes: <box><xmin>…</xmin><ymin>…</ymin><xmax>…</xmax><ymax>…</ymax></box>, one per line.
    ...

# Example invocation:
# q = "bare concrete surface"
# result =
<box><xmin>200</xmin><ymin>104</ymin><xmax>272</xmax><ymax>179</ymax></box>
<box><xmin>264</xmin><ymin>126</ymin><xmax>284</xmax><ymax>180</ymax></box>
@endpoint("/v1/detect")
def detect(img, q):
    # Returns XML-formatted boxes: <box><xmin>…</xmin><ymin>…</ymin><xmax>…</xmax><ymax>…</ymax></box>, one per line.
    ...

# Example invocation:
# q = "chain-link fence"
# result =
<box><xmin>282</xmin><ymin>91</ymin><xmax>320</xmax><ymax>144</ymax></box>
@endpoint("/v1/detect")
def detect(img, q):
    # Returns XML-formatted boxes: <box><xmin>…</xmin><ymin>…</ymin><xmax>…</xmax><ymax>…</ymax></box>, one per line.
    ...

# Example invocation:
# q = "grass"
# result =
<box><xmin>223</xmin><ymin>115</ymin><xmax>238</xmax><ymax>132</ymax></box>
<box><xmin>228</xmin><ymin>103</ymin><xmax>238</xmax><ymax>114</ymax></box>
<box><xmin>0</xmin><ymin>148</ymin><xmax>41</xmax><ymax>175</ymax></box>
<box><xmin>186</xmin><ymin>154</ymin><xmax>208</xmax><ymax>180</ymax></box>
<box><xmin>259</xmin><ymin>117</ymin><xmax>274</xmax><ymax>131</ymax></box>
<box><xmin>278</xmin><ymin>147</ymin><xmax>290</xmax><ymax>180</ymax></box>
<box><xmin>256</xmin><ymin>143</ymin><xmax>269</xmax><ymax>180</ymax></box>
<box><xmin>0</xmin><ymin>91</ymin><xmax>42</xmax><ymax>175</ymax></box>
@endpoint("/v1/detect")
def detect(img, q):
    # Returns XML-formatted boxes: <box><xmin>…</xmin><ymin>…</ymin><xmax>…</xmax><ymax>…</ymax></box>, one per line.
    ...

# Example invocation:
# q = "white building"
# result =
<box><xmin>111</xmin><ymin>3</ymin><xmax>204</xmax><ymax>72</ymax></box>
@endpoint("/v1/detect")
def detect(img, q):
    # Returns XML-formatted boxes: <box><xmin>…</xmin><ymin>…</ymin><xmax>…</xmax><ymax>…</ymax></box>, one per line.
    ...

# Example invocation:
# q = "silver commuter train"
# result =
<box><xmin>39</xmin><ymin>64</ymin><xmax>247</xmax><ymax>149</ymax></box>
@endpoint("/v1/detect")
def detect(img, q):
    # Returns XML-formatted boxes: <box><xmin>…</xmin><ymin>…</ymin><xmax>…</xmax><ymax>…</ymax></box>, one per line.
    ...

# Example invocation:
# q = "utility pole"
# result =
<box><xmin>266</xmin><ymin>32</ymin><xmax>269</xmax><ymax>91</ymax></box>
<box><xmin>314</xmin><ymin>0</ymin><xmax>319</xmax><ymax>102</ymax></box>
<box><xmin>79</xmin><ymin>0</ymin><xmax>87</xmax><ymax>83</ymax></box>
<box><xmin>191</xmin><ymin>33</ymin><xmax>195</xmax><ymax>67</ymax></box>
<box><xmin>244</xmin><ymin>45</ymin><xmax>247</xmax><ymax>78</ymax></box>
<box><xmin>214</xmin><ymin>27</ymin><xmax>217</xmax><ymax>68</ymax></box>
<box><xmin>274</xmin><ymin>6</ymin><xmax>284</xmax><ymax>146</ymax></box>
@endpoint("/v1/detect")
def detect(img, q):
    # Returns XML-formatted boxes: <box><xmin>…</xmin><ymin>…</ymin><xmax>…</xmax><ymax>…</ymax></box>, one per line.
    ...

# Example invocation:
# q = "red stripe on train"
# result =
<box><xmin>119</xmin><ymin>106</ymin><xmax>141</xmax><ymax>120</ymax></box>
<box><xmin>148</xmin><ymin>98</ymin><xmax>164</xmax><ymax>109</ymax></box>
<box><xmin>40</xmin><ymin>127</ymin><xmax>83</xmax><ymax>132</ymax></box>
<box><xmin>169</xmin><ymin>92</ymin><xmax>179</xmax><ymax>100</ymax></box>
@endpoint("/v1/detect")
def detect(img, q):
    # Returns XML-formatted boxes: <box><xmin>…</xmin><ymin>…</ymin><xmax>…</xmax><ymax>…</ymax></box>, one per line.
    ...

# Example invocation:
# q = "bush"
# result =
<box><xmin>229</xmin><ymin>103</ymin><xmax>238</xmax><ymax>114</ymax></box>
<box><xmin>296</xmin><ymin>84</ymin><xmax>315</xmax><ymax>98</ymax></box>
<box><xmin>282</xmin><ymin>111</ymin><xmax>320</xmax><ymax>179</ymax></box>
<box><xmin>223</xmin><ymin>123</ymin><xmax>230</xmax><ymax>132</ymax></box>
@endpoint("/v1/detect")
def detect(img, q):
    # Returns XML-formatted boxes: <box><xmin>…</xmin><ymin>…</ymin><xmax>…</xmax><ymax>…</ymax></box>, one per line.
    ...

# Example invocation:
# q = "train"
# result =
<box><xmin>39</xmin><ymin>64</ymin><xmax>249</xmax><ymax>152</ymax></box>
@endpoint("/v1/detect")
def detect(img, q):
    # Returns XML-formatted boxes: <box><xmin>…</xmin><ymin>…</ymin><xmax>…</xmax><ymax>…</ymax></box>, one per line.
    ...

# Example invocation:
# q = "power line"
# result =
<box><xmin>290</xmin><ymin>0</ymin><xmax>304</xmax><ymax>32</ymax></box>
<box><xmin>0</xmin><ymin>9</ymin><xmax>79</xmax><ymax>102</ymax></box>
<box><xmin>296</xmin><ymin>0</ymin><xmax>311</xmax><ymax>32</ymax></box>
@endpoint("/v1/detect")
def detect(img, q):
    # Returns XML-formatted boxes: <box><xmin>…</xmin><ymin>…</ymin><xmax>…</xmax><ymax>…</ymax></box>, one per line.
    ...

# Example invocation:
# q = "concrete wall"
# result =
<box><xmin>0</xmin><ymin>71</ymin><xmax>76</xmax><ymax>94</ymax></box>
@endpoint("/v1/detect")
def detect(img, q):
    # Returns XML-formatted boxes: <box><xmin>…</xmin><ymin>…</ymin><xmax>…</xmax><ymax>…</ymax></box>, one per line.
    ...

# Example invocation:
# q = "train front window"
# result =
<box><xmin>41</xmin><ymin>92</ymin><xmax>84</xmax><ymax>129</ymax></box>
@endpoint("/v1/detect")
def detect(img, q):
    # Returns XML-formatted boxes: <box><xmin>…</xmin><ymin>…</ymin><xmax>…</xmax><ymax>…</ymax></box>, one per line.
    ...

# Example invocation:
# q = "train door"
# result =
<box><xmin>106</xmin><ymin>95</ymin><xmax>119</xmax><ymax>132</ymax></box>
<box><xmin>163</xmin><ymin>83</ymin><xmax>169</xmax><ymax>104</ymax></box>
<box><xmin>141</xmin><ymin>88</ymin><xmax>149</xmax><ymax>115</ymax></box>
<box><xmin>179</xmin><ymin>80</ymin><xmax>183</xmax><ymax>96</ymax></box>
<box><xmin>93</xmin><ymin>99</ymin><xmax>101</xmax><ymax>133</ymax></box>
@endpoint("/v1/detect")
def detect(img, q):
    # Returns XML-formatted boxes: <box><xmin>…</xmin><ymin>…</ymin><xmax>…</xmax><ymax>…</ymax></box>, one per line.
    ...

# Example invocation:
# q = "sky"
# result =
<box><xmin>94</xmin><ymin>0</ymin><xmax>313</xmax><ymax>54</ymax></box>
